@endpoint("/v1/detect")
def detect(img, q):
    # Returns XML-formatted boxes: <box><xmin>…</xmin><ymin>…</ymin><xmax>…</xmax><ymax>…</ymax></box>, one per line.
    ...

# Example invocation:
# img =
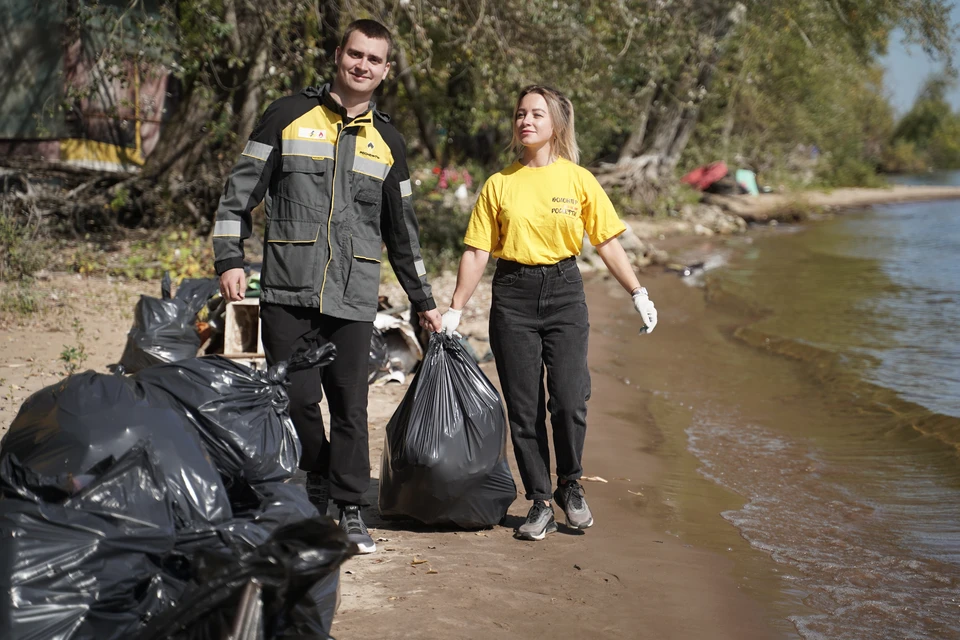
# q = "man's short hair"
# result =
<box><xmin>339</xmin><ymin>19</ymin><xmax>394</xmax><ymax>60</ymax></box>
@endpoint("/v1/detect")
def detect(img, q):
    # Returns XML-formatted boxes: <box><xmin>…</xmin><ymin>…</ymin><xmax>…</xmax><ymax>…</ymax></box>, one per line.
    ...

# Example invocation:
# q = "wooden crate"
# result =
<box><xmin>222</xmin><ymin>298</ymin><xmax>265</xmax><ymax>368</ymax></box>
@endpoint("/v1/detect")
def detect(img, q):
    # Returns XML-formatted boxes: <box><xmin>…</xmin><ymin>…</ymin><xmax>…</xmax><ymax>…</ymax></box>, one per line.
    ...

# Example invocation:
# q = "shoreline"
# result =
<box><xmin>701</xmin><ymin>184</ymin><xmax>960</xmax><ymax>222</ymax></box>
<box><xmin>332</xmin><ymin>269</ymin><xmax>785</xmax><ymax>639</ymax></box>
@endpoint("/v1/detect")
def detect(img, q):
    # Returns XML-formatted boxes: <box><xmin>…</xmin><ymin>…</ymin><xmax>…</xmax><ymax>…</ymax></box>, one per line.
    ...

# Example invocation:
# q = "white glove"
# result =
<box><xmin>441</xmin><ymin>308</ymin><xmax>462</xmax><ymax>336</ymax></box>
<box><xmin>632</xmin><ymin>289</ymin><xmax>658</xmax><ymax>335</ymax></box>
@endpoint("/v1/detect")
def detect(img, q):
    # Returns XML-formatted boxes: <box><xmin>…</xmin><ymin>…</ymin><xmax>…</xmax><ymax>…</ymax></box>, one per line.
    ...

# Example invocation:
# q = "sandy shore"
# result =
<box><xmin>703</xmin><ymin>184</ymin><xmax>960</xmax><ymax>222</ymax></box>
<box><xmin>329</xmin><ymin>270</ymin><xmax>784</xmax><ymax>639</ymax></box>
<box><xmin>0</xmin><ymin>268</ymin><xmax>785</xmax><ymax>639</ymax></box>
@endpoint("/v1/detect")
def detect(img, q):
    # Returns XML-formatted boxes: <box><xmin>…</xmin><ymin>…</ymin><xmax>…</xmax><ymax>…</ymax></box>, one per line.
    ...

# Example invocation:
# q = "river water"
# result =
<box><xmin>614</xmin><ymin>173</ymin><xmax>960</xmax><ymax>640</ymax></box>
<box><xmin>670</xmin><ymin>172</ymin><xmax>960</xmax><ymax>638</ymax></box>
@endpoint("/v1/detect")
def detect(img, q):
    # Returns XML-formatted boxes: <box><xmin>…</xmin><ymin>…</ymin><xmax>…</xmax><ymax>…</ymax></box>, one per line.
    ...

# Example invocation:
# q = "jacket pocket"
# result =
<box><xmin>343</xmin><ymin>235</ymin><xmax>382</xmax><ymax>305</ymax></box>
<box><xmin>279</xmin><ymin>156</ymin><xmax>328</xmax><ymax>210</ymax></box>
<box><xmin>353</xmin><ymin>184</ymin><xmax>382</xmax><ymax>222</ymax></box>
<box><xmin>262</xmin><ymin>218</ymin><xmax>321</xmax><ymax>292</ymax></box>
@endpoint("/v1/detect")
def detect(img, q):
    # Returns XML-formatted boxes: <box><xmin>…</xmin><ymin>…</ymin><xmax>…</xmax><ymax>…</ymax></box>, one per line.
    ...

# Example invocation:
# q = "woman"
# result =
<box><xmin>440</xmin><ymin>85</ymin><xmax>658</xmax><ymax>541</ymax></box>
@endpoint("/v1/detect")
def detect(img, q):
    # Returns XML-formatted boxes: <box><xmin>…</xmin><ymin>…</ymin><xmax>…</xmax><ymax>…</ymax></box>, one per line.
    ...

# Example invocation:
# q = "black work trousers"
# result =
<box><xmin>259</xmin><ymin>303</ymin><xmax>373</xmax><ymax>506</ymax></box>
<box><xmin>488</xmin><ymin>257</ymin><xmax>591</xmax><ymax>501</ymax></box>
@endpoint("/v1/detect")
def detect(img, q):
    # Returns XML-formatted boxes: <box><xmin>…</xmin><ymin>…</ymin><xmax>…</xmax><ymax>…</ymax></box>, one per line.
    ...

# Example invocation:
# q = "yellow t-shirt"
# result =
<box><xmin>463</xmin><ymin>158</ymin><xmax>626</xmax><ymax>265</ymax></box>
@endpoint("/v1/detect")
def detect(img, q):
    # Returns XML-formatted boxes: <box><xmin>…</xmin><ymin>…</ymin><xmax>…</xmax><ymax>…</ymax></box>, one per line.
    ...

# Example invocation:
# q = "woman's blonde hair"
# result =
<box><xmin>509</xmin><ymin>85</ymin><xmax>580</xmax><ymax>165</ymax></box>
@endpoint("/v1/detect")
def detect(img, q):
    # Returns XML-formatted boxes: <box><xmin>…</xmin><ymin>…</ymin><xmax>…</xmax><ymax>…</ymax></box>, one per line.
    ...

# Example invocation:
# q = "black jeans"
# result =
<box><xmin>489</xmin><ymin>257</ymin><xmax>591</xmax><ymax>501</ymax></box>
<box><xmin>259</xmin><ymin>303</ymin><xmax>373</xmax><ymax>506</ymax></box>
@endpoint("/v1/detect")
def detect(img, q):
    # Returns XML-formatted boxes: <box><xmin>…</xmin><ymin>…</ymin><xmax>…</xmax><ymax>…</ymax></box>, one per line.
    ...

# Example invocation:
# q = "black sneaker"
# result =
<box><xmin>306</xmin><ymin>472</ymin><xmax>329</xmax><ymax>515</ymax></box>
<box><xmin>554</xmin><ymin>480</ymin><xmax>594</xmax><ymax>529</ymax></box>
<box><xmin>516</xmin><ymin>500</ymin><xmax>558</xmax><ymax>541</ymax></box>
<box><xmin>339</xmin><ymin>505</ymin><xmax>376</xmax><ymax>554</ymax></box>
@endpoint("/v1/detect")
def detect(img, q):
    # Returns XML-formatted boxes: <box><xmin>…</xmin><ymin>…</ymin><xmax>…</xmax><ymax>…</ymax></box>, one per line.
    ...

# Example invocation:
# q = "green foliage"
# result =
<box><xmin>65</xmin><ymin>230</ymin><xmax>214</xmax><ymax>282</ymax></box>
<box><xmin>886</xmin><ymin>74</ymin><xmax>960</xmax><ymax>171</ymax></box>
<box><xmin>0</xmin><ymin>284</ymin><xmax>40</xmax><ymax>318</ymax></box>
<box><xmin>413</xmin><ymin>198</ymin><xmax>472</xmax><ymax>274</ymax></box>
<box><xmin>109</xmin><ymin>186</ymin><xmax>130</xmax><ymax>212</ymax></box>
<box><xmin>60</xmin><ymin>318</ymin><xmax>88</xmax><ymax>376</ymax></box>
<box><xmin>48</xmin><ymin>0</ymin><xmax>960</xmax><ymax>236</ymax></box>
<box><xmin>882</xmin><ymin>139</ymin><xmax>928</xmax><ymax>173</ymax></box>
<box><xmin>0</xmin><ymin>211</ymin><xmax>44</xmax><ymax>281</ymax></box>
<box><xmin>927</xmin><ymin>115</ymin><xmax>960</xmax><ymax>168</ymax></box>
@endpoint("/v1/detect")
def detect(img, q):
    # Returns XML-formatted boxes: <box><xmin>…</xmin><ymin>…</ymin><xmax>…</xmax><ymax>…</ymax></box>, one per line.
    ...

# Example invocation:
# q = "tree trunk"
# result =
<box><xmin>393</xmin><ymin>43</ymin><xmax>439</xmax><ymax>162</ymax></box>
<box><xmin>618</xmin><ymin>78</ymin><xmax>658</xmax><ymax>162</ymax></box>
<box><xmin>597</xmin><ymin>3</ymin><xmax>746</xmax><ymax>203</ymax></box>
<box><xmin>238</xmin><ymin>37</ymin><xmax>272</xmax><ymax>144</ymax></box>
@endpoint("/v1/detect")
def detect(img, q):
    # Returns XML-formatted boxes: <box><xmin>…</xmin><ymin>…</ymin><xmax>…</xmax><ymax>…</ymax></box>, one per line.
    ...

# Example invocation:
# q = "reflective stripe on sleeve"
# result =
<box><xmin>414</xmin><ymin>259</ymin><xmax>426</xmax><ymax>278</ymax></box>
<box><xmin>399</xmin><ymin>179</ymin><xmax>413</xmax><ymax>197</ymax></box>
<box><xmin>213</xmin><ymin>220</ymin><xmax>242</xmax><ymax>237</ymax></box>
<box><xmin>241</xmin><ymin>140</ymin><xmax>273</xmax><ymax>161</ymax></box>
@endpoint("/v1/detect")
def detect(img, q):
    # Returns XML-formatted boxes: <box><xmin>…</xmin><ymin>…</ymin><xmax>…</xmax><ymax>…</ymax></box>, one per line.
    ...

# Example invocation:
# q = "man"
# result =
<box><xmin>213</xmin><ymin>19</ymin><xmax>442</xmax><ymax>554</ymax></box>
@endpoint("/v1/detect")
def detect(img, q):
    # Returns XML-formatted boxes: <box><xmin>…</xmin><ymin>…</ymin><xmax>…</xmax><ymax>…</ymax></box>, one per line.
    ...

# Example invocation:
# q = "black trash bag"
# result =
<box><xmin>0</xmin><ymin>371</ymin><xmax>232</xmax><ymax>529</ymax></box>
<box><xmin>368</xmin><ymin>327</ymin><xmax>389</xmax><ymax>383</ymax></box>
<box><xmin>134</xmin><ymin>344</ymin><xmax>337</xmax><ymax>490</ymax></box>
<box><xmin>118</xmin><ymin>278</ymin><xmax>220</xmax><ymax>374</ymax></box>
<box><xmin>136</xmin><ymin>518</ymin><xmax>354</xmax><ymax>640</ymax></box>
<box><xmin>0</xmin><ymin>447</ymin><xmax>182</xmax><ymax>640</ymax></box>
<box><xmin>223</xmin><ymin>482</ymin><xmax>340</xmax><ymax>638</ymax></box>
<box><xmin>379</xmin><ymin>333</ymin><xmax>516</xmax><ymax>528</ymax></box>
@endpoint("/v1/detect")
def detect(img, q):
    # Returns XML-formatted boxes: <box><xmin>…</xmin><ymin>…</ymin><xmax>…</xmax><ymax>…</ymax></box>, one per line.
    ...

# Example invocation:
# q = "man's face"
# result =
<box><xmin>335</xmin><ymin>32</ymin><xmax>391</xmax><ymax>98</ymax></box>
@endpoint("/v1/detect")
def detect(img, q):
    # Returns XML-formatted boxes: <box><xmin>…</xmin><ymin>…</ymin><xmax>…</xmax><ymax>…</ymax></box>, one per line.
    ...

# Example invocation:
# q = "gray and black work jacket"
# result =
<box><xmin>212</xmin><ymin>83</ymin><xmax>435</xmax><ymax>321</ymax></box>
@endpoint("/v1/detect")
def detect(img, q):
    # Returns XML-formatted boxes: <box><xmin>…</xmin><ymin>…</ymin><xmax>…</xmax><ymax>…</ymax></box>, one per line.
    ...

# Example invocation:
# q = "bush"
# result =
<box><xmin>881</xmin><ymin>139</ymin><xmax>929</xmax><ymax>174</ymax></box>
<box><xmin>0</xmin><ymin>211</ymin><xmax>45</xmax><ymax>281</ymax></box>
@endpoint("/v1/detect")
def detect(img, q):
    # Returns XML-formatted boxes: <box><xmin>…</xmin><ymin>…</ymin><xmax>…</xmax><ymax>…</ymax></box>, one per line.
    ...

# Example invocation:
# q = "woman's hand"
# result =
<box><xmin>632</xmin><ymin>289</ymin><xmax>658</xmax><ymax>334</ymax></box>
<box><xmin>441</xmin><ymin>308</ymin><xmax>463</xmax><ymax>336</ymax></box>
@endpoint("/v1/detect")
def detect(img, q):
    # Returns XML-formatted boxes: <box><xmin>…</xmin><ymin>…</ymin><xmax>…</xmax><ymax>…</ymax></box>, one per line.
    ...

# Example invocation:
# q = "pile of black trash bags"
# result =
<box><xmin>0</xmin><ymin>343</ymin><xmax>354</xmax><ymax>640</ymax></box>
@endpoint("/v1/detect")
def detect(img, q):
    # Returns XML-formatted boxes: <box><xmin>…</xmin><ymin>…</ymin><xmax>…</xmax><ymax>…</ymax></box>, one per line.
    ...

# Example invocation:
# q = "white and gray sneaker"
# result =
<box><xmin>339</xmin><ymin>505</ymin><xmax>376</xmax><ymax>554</ymax></box>
<box><xmin>554</xmin><ymin>480</ymin><xmax>594</xmax><ymax>529</ymax></box>
<box><xmin>516</xmin><ymin>500</ymin><xmax>558</xmax><ymax>541</ymax></box>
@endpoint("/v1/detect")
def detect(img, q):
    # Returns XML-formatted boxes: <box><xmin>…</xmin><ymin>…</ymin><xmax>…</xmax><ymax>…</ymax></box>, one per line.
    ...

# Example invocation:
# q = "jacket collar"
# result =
<box><xmin>303</xmin><ymin>83</ymin><xmax>377</xmax><ymax>124</ymax></box>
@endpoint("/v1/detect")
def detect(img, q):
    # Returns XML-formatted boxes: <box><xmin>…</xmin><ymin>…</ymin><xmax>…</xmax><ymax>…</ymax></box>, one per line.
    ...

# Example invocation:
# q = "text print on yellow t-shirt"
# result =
<box><xmin>551</xmin><ymin>196</ymin><xmax>580</xmax><ymax>217</ymax></box>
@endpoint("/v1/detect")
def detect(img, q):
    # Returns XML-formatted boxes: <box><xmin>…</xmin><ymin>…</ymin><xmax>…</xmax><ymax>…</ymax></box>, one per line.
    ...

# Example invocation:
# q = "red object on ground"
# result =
<box><xmin>680</xmin><ymin>161</ymin><xmax>728</xmax><ymax>191</ymax></box>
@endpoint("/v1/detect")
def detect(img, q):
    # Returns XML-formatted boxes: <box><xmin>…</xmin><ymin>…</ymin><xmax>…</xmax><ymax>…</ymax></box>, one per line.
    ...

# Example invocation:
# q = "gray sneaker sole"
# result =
<box><xmin>555</xmin><ymin>488</ymin><xmax>594</xmax><ymax>530</ymax></box>
<box><xmin>516</xmin><ymin>520</ymin><xmax>558</xmax><ymax>541</ymax></box>
<box><xmin>350</xmin><ymin>537</ymin><xmax>377</xmax><ymax>554</ymax></box>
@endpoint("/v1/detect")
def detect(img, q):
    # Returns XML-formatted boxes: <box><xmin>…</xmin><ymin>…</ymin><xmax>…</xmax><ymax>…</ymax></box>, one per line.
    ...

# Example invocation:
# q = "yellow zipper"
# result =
<box><xmin>319</xmin><ymin>120</ymin><xmax>344</xmax><ymax>312</ymax></box>
<box><xmin>318</xmin><ymin>113</ymin><xmax>374</xmax><ymax>312</ymax></box>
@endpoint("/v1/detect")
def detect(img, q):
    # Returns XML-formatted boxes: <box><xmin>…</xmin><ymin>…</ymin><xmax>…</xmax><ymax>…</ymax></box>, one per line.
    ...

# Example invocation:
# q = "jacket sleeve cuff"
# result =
<box><xmin>412</xmin><ymin>296</ymin><xmax>437</xmax><ymax>313</ymax></box>
<box><xmin>215</xmin><ymin>257</ymin><xmax>245</xmax><ymax>275</ymax></box>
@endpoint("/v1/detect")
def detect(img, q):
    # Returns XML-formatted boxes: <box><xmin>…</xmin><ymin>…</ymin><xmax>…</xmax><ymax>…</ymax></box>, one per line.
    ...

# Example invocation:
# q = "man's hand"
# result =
<box><xmin>633</xmin><ymin>290</ymin><xmax>658</xmax><ymax>335</ymax></box>
<box><xmin>418</xmin><ymin>308</ymin><xmax>442</xmax><ymax>333</ymax></box>
<box><xmin>219</xmin><ymin>268</ymin><xmax>246</xmax><ymax>302</ymax></box>
<box><xmin>441</xmin><ymin>308</ymin><xmax>462</xmax><ymax>336</ymax></box>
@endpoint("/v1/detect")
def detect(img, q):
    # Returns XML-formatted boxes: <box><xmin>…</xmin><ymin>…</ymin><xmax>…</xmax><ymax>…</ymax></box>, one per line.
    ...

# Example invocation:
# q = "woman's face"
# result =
<box><xmin>515</xmin><ymin>93</ymin><xmax>554</xmax><ymax>150</ymax></box>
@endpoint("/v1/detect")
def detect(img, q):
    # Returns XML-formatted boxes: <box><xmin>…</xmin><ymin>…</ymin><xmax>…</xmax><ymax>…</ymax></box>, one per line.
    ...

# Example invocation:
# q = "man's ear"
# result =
<box><xmin>334</xmin><ymin>46</ymin><xmax>342</xmax><ymax>66</ymax></box>
<box><xmin>381</xmin><ymin>61</ymin><xmax>392</xmax><ymax>81</ymax></box>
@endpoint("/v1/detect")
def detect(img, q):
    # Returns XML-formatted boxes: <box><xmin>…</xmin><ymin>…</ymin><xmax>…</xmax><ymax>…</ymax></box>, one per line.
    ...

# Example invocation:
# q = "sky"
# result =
<box><xmin>882</xmin><ymin>5</ymin><xmax>960</xmax><ymax>115</ymax></box>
